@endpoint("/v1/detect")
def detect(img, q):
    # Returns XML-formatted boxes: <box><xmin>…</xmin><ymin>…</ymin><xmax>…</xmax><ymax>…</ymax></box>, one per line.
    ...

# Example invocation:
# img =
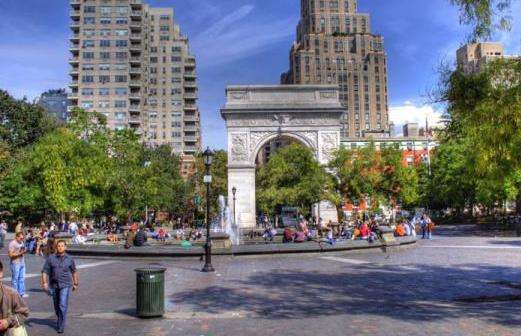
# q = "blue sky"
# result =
<box><xmin>0</xmin><ymin>0</ymin><xmax>520</xmax><ymax>149</ymax></box>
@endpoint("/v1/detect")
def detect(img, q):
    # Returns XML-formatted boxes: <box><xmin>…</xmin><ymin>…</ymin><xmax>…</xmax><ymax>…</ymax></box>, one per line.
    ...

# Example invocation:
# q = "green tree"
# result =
<box><xmin>191</xmin><ymin>150</ymin><xmax>228</xmax><ymax>219</ymax></box>
<box><xmin>256</xmin><ymin>144</ymin><xmax>333</xmax><ymax>216</ymax></box>
<box><xmin>329</xmin><ymin>143</ymin><xmax>420</xmax><ymax>212</ymax></box>
<box><xmin>440</xmin><ymin>59</ymin><xmax>521</xmax><ymax>211</ymax></box>
<box><xmin>450</xmin><ymin>0</ymin><xmax>513</xmax><ymax>39</ymax></box>
<box><xmin>0</xmin><ymin>90</ymin><xmax>58</xmax><ymax>150</ymax></box>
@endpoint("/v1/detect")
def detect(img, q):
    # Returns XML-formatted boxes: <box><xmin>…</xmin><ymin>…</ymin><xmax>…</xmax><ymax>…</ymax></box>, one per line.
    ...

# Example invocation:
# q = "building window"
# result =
<box><xmin>116</xmin><ymin>6</ymin><xmax>128</xmax><ymax>15</ymax></box>
<box><xmin>83</xmin><ymin>17</ymin><xmax>95</xmax><ymax>25</ymax></box>
<box><xmin>100</xmin><ymin>18</ymin><xmax>111</xmax><ymax>25</ymax></box>
<box><xmin>115</xmin><ymin>29</ymin><xmax>128</xmax><ymax>36</ymax></box>
<box><xmin>115</xmin><ymin>88</ymin><xmax>128</xmax><ymax>95</ymax></box>
<box><xmin>98</xmin><ymin>101</ymin><xmax>110</xmax><ymax>108</ymax></box>
<box><xmin>114</xmin><ymin>63</ymin><xmax>127</xmax><ymax>70</ymax></box>
<box><xmin>115</xmin><ymin>52</ymin><xmax>128</xmax><ymax>60</ymax></box>
<box><xmin>160</xmin><ymin>36</ymin><xmax>169</xmax><ymax>41</ymax></box>
<box><xmin>82</xmin><ymin>64</ymin><xmax>94</xmax><ymax>71</ymax></box>
<box><xmin>100</xmin><ymin>52</ymin><xmax>110</xmax><ymax>60</ymax></box>
<box><xmin>116</xmin><ymin>17</ymin><xmax>128</xmax><ymax>25</ymax></box>
<box><xmin>81</xmin><ymin>88</ymin><xmax>94</xmax><ymax>96</ymax></box>
<box><xmin>100</xmin><ymin>40</ymin><xmax>110</xmax><ymax>47</ymax></box>
<box><xmin>115</xmin><ymin>112</ymin><xmax>126</xmax><ymax>120</ymax></box>
<box><xmin>82</xmin><ymin>75</ymin><xmax>94</xmax><ymax>83</ymax></box>
<box><xmin>160</xmin><ymin>15</ymin><xmax>170</xmax><ymax>20</ymax></box>
<box><xmin>99</xmin><ymin>88</ymin><xmax>110</xmax><ymax>96</ymax></box>
<box><xmin>116</xmin><ymin>40</ymin><xmax>128</xmax><ymax>47</ymax></box>
<box><xmin>115</xmin><ymin>100</ymin><xmax>127</xmax><ymax>108</ymax></box>
<box><xmin>99</xmin><ymin>64</ymin><xmax>110</xmax><ymax>71</ymax></box>
<box><xmin>81</xmin><ymin>101</ymin><xmax>94</xmax><ymax>109</ymax></box>
<box><xmin>83</xmin><ymin>29</ymin><xmax>95</xmax><ymax>37</ymax></box>
<box><xmin>115</xmin><ymin>75</ymin><xmax>127</xmax><ymax>83</ymax></box>
<box><xmin>100</xmin><ymin>7</ymin><xmax>111</xmax><ymax>16</ymax></box>
<box><xmin>99</xmin><ymin>75</ymin><xmax>110</xmax><ymax>83</ymax></box>
<box><xmin>100</xmin><ymin>29</ymin><xmax>111</xmax><ymax>36</ymax></box>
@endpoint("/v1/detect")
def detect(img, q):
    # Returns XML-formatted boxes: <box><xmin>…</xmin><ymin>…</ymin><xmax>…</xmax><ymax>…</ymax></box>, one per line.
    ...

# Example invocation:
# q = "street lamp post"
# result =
<box><xmin>232</xmin><ymin>187</ymin><xmax>237</xmax><ymax>227</ymax></box>
<box><xmin>202</xmin><ymin>147</ymin><xmax>215</xmax><ymax>273</ymax></box>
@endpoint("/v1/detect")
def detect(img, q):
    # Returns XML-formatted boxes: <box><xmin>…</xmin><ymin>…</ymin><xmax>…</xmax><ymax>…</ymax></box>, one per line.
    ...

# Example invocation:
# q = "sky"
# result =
<box><xmin>0</xmin><ymin>0</ymin><xmax>520</xmax><ymax>149</ymax></box>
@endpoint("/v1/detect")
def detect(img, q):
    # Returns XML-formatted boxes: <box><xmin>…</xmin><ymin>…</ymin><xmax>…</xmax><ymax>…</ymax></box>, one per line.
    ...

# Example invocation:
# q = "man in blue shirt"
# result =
<box><xmin>40</xmin><ymin>240</ymin><xmax>78</xmax><ymax>334</ymax></box>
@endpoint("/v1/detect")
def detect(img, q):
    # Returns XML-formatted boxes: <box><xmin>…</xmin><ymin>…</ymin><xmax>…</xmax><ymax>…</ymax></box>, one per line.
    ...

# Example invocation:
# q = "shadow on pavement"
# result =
<box><xmin>170</xmin><ymin>263</ymin><xmax>521</xmax><ymax>327</ymax></box>
<box><xmin>488</xmin><ymin>240</ymin><xmax>521</xmax><ymax>246</ymax></box>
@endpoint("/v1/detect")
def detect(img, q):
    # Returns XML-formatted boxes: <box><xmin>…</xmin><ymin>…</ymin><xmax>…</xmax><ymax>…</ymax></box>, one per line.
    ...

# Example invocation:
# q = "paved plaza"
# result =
<box><xmin>2</xmin><ymin>226</ymin><xmax>521</xmax><ymax>335</ymax></box>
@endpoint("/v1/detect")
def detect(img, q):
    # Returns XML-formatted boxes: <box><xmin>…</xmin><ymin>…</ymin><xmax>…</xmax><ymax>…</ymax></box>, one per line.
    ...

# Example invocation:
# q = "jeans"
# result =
<box><xmin>0</xmin><ymin>232</ymin><xmax>4</xmax><ymax>247</ymax></box>
<box><xmin>10</xmin><ymin>262</ymin><xmax>25</xmax><ymax>296</ymax></box>
<box><xmin>51</xmin><ymin>286</ymin><xmax>71</xmax><ymax>332</ymax></box>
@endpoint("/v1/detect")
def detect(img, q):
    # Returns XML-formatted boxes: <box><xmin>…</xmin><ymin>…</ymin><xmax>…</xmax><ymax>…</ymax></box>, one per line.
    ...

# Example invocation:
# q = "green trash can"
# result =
<box><xmin>135</xmin><ymin>267</ymin><xmax>166</xmax><ymax>318</ymax></box>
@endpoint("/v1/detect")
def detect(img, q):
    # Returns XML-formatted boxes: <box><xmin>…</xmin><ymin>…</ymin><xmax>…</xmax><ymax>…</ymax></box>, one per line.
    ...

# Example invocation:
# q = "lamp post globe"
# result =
<box><xmin>202</xmin><ymin>147</ymin><xmax>215</xmax><ymax>273</ymax></box>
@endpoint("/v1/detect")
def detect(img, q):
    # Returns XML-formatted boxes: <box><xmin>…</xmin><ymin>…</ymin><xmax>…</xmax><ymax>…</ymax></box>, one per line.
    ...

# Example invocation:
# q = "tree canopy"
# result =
<box><xmin>256</xmin><ymin>143</ymin><xmax>334</xmax><ymax>216</ymax></box>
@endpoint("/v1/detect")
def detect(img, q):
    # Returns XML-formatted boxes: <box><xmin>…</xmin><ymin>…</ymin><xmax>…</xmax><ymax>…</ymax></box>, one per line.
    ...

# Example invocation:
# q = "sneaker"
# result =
<box><xmin>22</xmin><ymin>294</ymin><xmax>29</xmax><ymax>298</ymax></box>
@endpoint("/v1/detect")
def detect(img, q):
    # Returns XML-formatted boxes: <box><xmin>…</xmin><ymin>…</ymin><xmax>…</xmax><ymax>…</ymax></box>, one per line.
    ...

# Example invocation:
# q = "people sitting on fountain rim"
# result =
<box><xmin>283</xmin><ymin>227</ymin><xmax>294</xmax><ymax>243</ymax></box>
<box><xmin>262</xmin><ymin>226</ymin><xmax>277</xmax><ymax>243</ymax></box>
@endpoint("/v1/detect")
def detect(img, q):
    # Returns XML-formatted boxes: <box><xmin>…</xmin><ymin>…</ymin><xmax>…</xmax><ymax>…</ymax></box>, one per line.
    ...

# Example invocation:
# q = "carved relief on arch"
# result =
<box><xmin>230</xmin><ymin>132</ymin><xmax>249</xmax><ymax>163</ymax></box>
<box><xmin>320</xmin><ymin>132</ymin><xmax>340</xmax><ymax>163</ymax></box>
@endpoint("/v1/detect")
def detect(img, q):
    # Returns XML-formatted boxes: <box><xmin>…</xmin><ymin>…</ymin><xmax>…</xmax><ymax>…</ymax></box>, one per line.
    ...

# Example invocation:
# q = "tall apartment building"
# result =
<box><xmin>68</xmin><ymin>0</ymin><xmax>201</xmax><ymax>155</ymax></box>
<box><xmin>281</xmin><ymin>0</ymin><xmax>390</xmax><ymax>139</ymax></box>
<box><xmin>455</xmin><ymin>42</ymin><xmax>521</xmax><ymax>74</ymax></box>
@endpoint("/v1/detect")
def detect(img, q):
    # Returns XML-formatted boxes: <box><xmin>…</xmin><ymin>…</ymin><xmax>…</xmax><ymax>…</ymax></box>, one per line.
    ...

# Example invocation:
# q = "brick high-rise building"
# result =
<box><xmin>281</xmin><ymin>0</ymin><xmax>389</xmax><ymax>139</ymax></box>
<box><xmin>456</xmin><ymin>42</ymin><xmax>505</xmax><ymax>74</ymax></box>
<box><xmin>68</xmin><ymin>0</ymin><xmax>201</xmax><ymax>155</ymax></box>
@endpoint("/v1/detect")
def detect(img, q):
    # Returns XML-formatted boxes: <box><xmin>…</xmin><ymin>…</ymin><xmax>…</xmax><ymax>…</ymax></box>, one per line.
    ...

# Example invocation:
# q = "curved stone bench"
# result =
<box><xmin>66</xmin><ymin>236</ymin><xmax>417</xmax><ymax>258</ymax></box>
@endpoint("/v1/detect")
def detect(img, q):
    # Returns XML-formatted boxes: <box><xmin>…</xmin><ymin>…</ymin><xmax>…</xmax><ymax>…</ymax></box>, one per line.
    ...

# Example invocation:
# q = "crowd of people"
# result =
<box><xmin>0</xmin><ymin>221</ymin><xmax>79</xmax><ymax>334</ymax></box>
<box><xmin>261</xmin><ymin>212</ymin><xmax>435</xmax><ymax>245</ymax></box>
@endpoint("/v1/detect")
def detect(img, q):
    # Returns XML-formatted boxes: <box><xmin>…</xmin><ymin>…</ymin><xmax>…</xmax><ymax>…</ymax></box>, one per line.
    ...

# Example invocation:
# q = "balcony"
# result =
<box><xmin>131</xmin><ymin>11</ymin><xmax>142</xmax><ymax>17</ymax></box>
<box><xmin>129</xmin><ymin>67</ymin><xmax>141</xmax><ymax>74</ymax></box>
<box><xmin>184</xmin><ymin>125</ymin><xmax>198</xmax><ymax>132</ymax></box>
<box><xmin>130</xmin><ymin>44</ymin><xmax>141</xmax><ymax>52</ymax></box>
<box><xmin>69</xmin><ymin>43</ymin><xmax>80</xmax><ymax>51</ymax></box>
<box><xmin>69</xmin><ymin>68</ymin><xmax>79</xmax><ymax>75</ymax></box>
<box><xmin>68</xmin><ymin>93</ymin><xmax>78</xmax><ymax>100</ymax></box>
<box><xmin>70</xmin><ymin>21</ymin><xmax>80</xmax><ymax>29</ymax></box>
<box><xmin>184</xmin><ymin>92</ymin><xmax>197</xmax><ymax>99</ymax></box>
<box><xmin>129</xmin><ymin>104</ymin><xmax>141</xmax><ymax>112</ymax></box>
<box><xmin>184</xmin><ymin>72</ymin><xmax>196</xmax><ymax>79</ymax></box>
<box><xmin>130</xmin><ymin>56</ymin><xmax>141</xmax><ymax>63</ymax></box>
<box><xmin>69</xmin><ymin>80</ymin><xmax>78</xmax><ymax>88</ymax></box>
<box><xmin>130</xmin><ymin>22</ymin><xmax>142</xmax><ymax>29</ymax></box>
<box><xmin>129</xmin><ymin>81</ymin><xmax>141</xmax><ymax>87</ymax></box>
<box><xmin>184</xmin><ymin>81</ymin><xmax>197</xmax><ymax>88</ymax></box>
<box><xmin>184</xmin><ymin>145</ymin><xmax>199</xmax><ymax>153</ymax></box>
<box><xmin>129</xmin><ymin>94</ymin><xmax>141</xmax><ymax>100</ymax></box>
<box><xmin>70</xmin><ymin>0</ymin><xmax>80</xmax><ymax>4</ymax></box>
<box><xmin>128</xmin><ymin>118</ymin><xmax>141</xmax><ymax>125</ymax></box>
<box><xmin>68</xmin><ymin>57</ymin><xmax>79</xmax><ymax>64</ymax></box>
<box><xmin>184</xmin><ymin>104</ymin><xmax>197</xmax><ymax>111</ymax></box>
<box><xmin>130</xmin><ymin>33</ymin><xmax>141</xmax><ymax>40</ymax></box>
<box><xmin>70</xmin><ymin>10</ymin><xmax>80</xmax><ymax>18</ymax></box>
<box><xmin>184</xmin><ymin>136</ymin><xmax>198</xmax><ymax>142</ymax></box>
<box><xmin>184</xmin><ymin>115</ymin><xmax>198</xmax><ymax>122</ymax></box>
<box><xmin>70</xmin><ymin>34</ymin><xmax>79</xmax><ymax>41</ymax></box>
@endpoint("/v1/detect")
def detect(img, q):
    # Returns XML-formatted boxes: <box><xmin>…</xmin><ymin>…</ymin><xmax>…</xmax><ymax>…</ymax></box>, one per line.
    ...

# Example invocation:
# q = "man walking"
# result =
<box><xmin>8</xmin><ymin>232</ymin><xmax>28</xmax><ymax>298</ymax></box>
<box><xmin>41</xmin><ymin>240</ymin><xmax>78</xmax><ymax>334</ymax></box>
<box><xmin>0</xmin><ymin>261</ymin><xmax>29</xmax><ymax>336</ymax></box>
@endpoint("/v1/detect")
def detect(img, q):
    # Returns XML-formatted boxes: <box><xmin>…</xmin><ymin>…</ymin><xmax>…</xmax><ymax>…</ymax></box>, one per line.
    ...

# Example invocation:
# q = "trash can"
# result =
<box><xmin>135</xmin><ymin>267</ymin><xmax>166</xmax><ymax>318</ymax></box>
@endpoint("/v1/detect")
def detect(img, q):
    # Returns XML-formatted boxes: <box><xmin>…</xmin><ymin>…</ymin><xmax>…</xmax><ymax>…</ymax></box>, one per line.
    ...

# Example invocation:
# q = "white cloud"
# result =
<box><xmin>389</xmin><ymin>101</ymin><xmax>444</xmax><ymax>132</ymax></box>
<box><xmin>191</xmin><ymin>5</ymin><xmax>295</xmax><ymax>69</ymax></box>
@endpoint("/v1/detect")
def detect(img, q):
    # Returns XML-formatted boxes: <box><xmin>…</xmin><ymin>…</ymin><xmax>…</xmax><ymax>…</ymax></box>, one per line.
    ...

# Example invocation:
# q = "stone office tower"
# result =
<box><xmin>281</xmin><ymin>0</ymin><xmax>389</xmax><ymax>139</ymax></box>
<box><xmin>69</xmin><ymin>0</ymin><xmax>201</xmax><ymax>155</ymax></box>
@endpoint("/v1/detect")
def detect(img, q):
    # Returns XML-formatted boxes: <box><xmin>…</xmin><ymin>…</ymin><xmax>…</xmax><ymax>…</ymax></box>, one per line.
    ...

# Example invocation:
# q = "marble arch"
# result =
<box><xmin>221</xmin><ymin>85</ymin><xmax>344</xmax><ymax>229</ymax></box>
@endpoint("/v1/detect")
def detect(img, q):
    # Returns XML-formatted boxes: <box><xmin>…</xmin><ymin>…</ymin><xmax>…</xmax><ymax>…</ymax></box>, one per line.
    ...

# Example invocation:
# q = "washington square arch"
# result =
<box><xmin>221</xmin><ymin>85</ymin><xmax>344</xmax><ymax>229</ymax></box>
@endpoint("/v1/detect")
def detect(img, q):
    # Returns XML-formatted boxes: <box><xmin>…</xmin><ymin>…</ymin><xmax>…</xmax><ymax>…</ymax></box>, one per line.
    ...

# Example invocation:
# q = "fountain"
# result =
<box><xmin>212</xmin><ymin>195</ymin><xmax>241</xmax><ymax>245</ymax></box>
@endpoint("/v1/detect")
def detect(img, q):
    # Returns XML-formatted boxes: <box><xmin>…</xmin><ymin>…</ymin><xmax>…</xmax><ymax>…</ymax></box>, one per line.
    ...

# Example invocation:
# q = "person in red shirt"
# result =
<box><xmin>359</xmin><ymin>222</ymin><xmax>370</xmax><ymax>239</ymax></box>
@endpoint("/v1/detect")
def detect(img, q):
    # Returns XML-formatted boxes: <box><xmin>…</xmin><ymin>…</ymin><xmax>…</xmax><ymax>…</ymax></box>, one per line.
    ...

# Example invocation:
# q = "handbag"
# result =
<box><xmin>6</xmin><ymin>315</ymin><xmax>28</xmax><ymax>336</ymax></box>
